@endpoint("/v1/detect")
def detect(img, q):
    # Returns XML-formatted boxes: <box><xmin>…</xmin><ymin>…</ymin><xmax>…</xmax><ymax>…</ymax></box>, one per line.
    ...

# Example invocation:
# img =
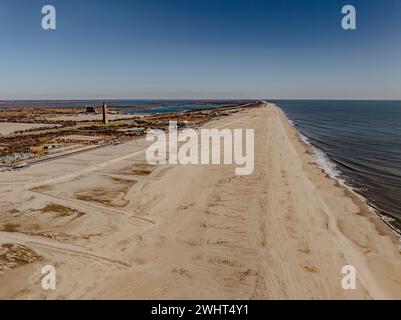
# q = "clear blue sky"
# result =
<box><xmin>0</xmin><ymin>0</ymin><xmax>400</xmax><ymax>100</ymax></box>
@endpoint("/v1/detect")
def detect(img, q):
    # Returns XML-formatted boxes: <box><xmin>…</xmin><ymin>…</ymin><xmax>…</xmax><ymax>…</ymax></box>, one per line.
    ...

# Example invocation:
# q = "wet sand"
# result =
<box><xmin>0</xmin><ymin>103</ymin><xmax>400</xmax><ymax>299</ymax></box>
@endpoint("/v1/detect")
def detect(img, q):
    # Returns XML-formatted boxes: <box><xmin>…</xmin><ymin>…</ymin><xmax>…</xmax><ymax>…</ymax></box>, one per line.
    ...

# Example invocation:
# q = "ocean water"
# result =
<box><xmin>271</xmin><ymin>100</ymin><xmax>401</xmax><ymax>234</ymax></box>
<box><xmin>123</xmin><ymin>102</ymin><xmax>230</xmax><ymax>114</ymax></box>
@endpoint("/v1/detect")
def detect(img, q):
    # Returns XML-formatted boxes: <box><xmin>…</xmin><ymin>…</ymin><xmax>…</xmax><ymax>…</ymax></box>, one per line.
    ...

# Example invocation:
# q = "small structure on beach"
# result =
<box><xmin>85</xmin><ymin>106</ymin><xmax>96</xmax><ymax>113</ymax></box>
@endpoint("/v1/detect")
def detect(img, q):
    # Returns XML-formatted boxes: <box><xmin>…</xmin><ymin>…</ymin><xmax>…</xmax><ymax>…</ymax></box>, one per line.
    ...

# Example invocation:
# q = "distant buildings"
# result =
<box><xmin>0</xmin><ymin>152</ymin><xmax>32</xmax><ymax>164</ymax></box>
<box><xmin>85</xmin><ymin>106</ymin><xmax>96</xmax><ymax>113</ymax></box>
<box><xmin>84</xmin><ymin>103</ymin><xmax>109</xmax><ymax>124</ymax></box>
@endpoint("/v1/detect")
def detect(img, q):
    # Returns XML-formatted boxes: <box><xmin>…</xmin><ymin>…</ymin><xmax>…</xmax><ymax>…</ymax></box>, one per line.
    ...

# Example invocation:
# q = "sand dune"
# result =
<box><xmin>0</xmin><ymin>103</ymin><xmax>400</xmax><ymax>299</ymax></box>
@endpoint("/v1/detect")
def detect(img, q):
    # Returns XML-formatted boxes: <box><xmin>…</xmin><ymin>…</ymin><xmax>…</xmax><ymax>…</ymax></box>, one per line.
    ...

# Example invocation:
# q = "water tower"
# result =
<box><xmin>102</xmin><ymin>102</ymin><xmax>109</xmax><ymax>124</ymax></box>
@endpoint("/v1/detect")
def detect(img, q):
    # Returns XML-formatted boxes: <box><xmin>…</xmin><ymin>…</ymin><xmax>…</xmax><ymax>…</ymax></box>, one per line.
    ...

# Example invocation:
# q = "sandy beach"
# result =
<box><xmin>0</xmin><ymin>123</ymin><xmax>57</xmax><ymax>135</ymax></box>
<box><xmin>1</xmin><ymin>103</ymin><xmax>400</xmax><ymax>300</ymax></box>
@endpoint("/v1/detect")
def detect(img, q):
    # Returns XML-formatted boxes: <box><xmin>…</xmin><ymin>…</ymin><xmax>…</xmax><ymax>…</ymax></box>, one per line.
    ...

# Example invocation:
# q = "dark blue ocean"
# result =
<box><xmin>271</xmin><ymin>100</ymin><xmax>401</xmax><ymax>234</ymax></box>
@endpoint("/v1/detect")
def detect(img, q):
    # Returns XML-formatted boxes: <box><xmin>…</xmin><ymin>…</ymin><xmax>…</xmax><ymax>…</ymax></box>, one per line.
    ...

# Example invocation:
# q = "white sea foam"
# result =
<box><xmin>295</xmin><ymin>128</ymin><xmax>344</xmax><ymax>183</ymax></box>
<box><xmin>286</xmin><ymin>118</ymin><xmax>401</xmax><ymax>240</ymax></box>
<box><xmin>287</xmin><ymin>119</ymin><xmax>296</xmax><ymax>127</ymax></box>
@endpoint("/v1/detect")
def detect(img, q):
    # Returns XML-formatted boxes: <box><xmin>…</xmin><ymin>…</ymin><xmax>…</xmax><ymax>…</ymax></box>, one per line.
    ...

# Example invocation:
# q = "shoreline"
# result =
<box><xmin>276</xmin><ymin>104</ymin><xmax>401</xmax><ymax>243</ymax></box>
<box><xmin>271</xmin><ymin>104</ymin><xmax>401</xmax><ymax>299</ymax></box>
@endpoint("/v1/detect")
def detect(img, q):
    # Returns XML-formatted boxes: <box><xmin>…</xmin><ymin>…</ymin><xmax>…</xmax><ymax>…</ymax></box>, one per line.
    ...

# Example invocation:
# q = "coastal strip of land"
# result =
<box><xmin>0</xmin><ymin>103</ymin><xmax>400</xmax><ymax>299</ymax></box>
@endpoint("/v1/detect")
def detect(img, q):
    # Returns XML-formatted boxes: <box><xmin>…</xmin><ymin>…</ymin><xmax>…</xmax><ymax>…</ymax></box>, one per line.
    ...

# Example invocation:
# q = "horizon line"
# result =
<box><xmin>1</xmin><ymin>98</ymin><xmax>401</xmax><ymax>102</ymax></box>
